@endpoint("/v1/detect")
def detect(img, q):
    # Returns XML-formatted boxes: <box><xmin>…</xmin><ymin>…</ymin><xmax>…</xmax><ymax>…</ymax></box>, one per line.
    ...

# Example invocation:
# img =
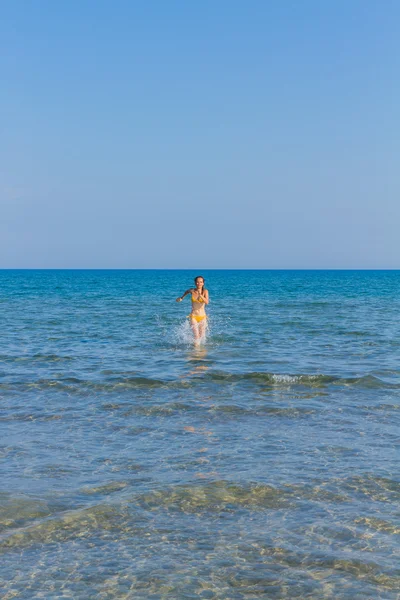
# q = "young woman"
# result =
<box><xmin>176</xmin><ymin>276</ymin><xmax>209</xmax><ymax>342</ymax></box>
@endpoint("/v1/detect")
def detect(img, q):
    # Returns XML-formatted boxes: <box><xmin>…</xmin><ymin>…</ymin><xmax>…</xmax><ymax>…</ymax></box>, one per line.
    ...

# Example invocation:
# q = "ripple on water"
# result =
<box><xmin>1</xmin><ymin>370</ymin><xmax>399</xmax><ymax>396</ymax></box>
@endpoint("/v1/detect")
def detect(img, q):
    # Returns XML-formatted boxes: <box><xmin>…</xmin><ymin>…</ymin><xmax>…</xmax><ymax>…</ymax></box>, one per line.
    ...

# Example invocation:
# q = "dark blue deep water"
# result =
<box><xmin>1</xmin><ymin>270</ymin><xmax>400</xmax><ymax>599</ymax></box>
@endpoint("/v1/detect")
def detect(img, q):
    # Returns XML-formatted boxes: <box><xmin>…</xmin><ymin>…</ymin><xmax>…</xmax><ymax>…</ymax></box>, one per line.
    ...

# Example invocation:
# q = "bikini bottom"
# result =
<box><xmin>189</xmin><ymin>314</ymin><xmax>207</xmax><ymax>323</ymax></box>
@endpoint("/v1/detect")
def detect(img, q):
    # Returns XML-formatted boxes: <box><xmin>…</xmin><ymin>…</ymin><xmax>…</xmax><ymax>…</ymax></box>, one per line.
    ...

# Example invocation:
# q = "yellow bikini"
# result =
<box><xmin>189</xmin><ymin>293</ymin><xmax>207</xmax><ymax>323</ymax></box>
<box><xmin>191</xmin><ymin>294</ymin><xmax>205</xmax><ymax>303</ymax></box>
<box><xmin>189</xmin><ymin>314</ymin><xmax>207</xmax><ymax>323</ymax></box>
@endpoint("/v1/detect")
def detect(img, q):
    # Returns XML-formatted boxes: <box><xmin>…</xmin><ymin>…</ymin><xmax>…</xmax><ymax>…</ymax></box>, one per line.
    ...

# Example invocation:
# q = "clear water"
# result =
<box><xmin>1</xmin><ymin>270</ymin><xmax>400</xmax><ymax>599</ymax></box>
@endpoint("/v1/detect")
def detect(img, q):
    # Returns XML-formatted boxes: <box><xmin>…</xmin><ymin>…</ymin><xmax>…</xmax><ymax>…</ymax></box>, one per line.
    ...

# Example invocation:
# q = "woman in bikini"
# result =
<box><xmin>176</xmin><ymin>276</ymin><xmax>209</xmax><ymax>342</ymax></box>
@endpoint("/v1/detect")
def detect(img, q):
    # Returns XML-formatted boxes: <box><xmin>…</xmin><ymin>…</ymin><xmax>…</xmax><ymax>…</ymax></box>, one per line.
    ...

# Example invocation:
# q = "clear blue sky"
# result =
<box><xmin>1</xmin><ymin>0</ymin><xmax>399</xmax><ymax>268</ymax></box>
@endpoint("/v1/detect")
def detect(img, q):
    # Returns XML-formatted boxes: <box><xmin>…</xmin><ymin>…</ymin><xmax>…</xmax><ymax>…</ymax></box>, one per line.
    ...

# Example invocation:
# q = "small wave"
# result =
<box><xmin>0</xmin><ymin>375</ymin><xmax>168</xmax><ymax>393</ymax></box>
<box><xmin>110</xmin><ymin>376</ymin><xmax>166</xmax><ymax>388</ymax></box>
<box><xmin>211</xmin><ymin>404</ymin><xmax>251</xmax><ymax>415</ymax></box>
<box><xmin>137</xmin><ymin>480</ymin><xmax>295</xmax><ymax>513</ymax></box>
<box><xmin>0</xmin><ymin>494</ymin><xmax>51</xmax><ymax>533</ymax></box>
<box><xmin>0</xmin><ymin>371</ymin><xmax>397</xmax><ymax>396</ymax></box>
<box><xmin>0</xmin><ymin>412</ymin><xmax>64</xmax><ymax>423</ymax></box>
<box><xmin>2</xmin><ymin>476</ymin><xmax>397</xmax><ymax>555</ymax></box>
<box><xmin>133</xmin><ymin>479</ymin><xmax>357</xmax><ymax>515</ymax></box>
<box><xmin>202</xmin><ymin>371</ymin><xmax>398</xmax><ymax>389</ymax></box>
<box><xmin>202</xmin><ymin>371</ymin><xmax>335</xmax><ymax>386</ymax></box>
<box><xmin>0</xmin><ymin>478</ymin><xmax>352</xmax><ymax>544</ymax></box>
<box><xmin>80</xmin><ymin>481</ymin><xmax>129</xmax><ymax>495</ymax></box>
<box><xmin>211</xmin><ymin>404</ymin><xmax>315</xmax><ymax>418</ymax></box>
<box><xmin>0</xmin><ymin>353</ymin><xmax>74</xmax><ymax>363</ymax></box>
<box><xmin>0</xmin><ymin>503</ymin><xmax>134</xmax><ymax>551</ymax></box>
<box><xmin>133</xmin><ymin>402</ymin><xmax>195</xmax><ymax>416</ymax></box>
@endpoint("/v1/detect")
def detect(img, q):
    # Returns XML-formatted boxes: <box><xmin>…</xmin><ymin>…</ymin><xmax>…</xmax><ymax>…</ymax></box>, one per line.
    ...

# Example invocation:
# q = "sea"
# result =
<box><xmin>1</xmin><ymin>269</ymin><xmax>399</xmax><ymax>600</ymax></box>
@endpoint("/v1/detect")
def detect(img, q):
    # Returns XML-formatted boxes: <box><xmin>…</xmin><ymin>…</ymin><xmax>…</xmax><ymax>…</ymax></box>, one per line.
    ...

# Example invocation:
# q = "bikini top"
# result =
<box><xmin>192</xmin><ymin>293</ymin><xmax>205</xmax><ymax>303</ymax></box>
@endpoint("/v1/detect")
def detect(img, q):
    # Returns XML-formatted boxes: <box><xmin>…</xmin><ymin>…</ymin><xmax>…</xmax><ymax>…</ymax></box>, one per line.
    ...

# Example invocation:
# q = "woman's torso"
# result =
<box><xmin>191</xmin><ymin>289</ymin><xmax>207</xmax><ymax>316</ymax></box>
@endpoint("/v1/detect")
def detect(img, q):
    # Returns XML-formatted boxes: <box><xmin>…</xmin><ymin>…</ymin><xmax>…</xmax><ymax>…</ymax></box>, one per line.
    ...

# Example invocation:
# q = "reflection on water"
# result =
<box><xmin>187</xmin><ymin>345</ymin><xmax>208</xmax><ymax>368</ymax></box>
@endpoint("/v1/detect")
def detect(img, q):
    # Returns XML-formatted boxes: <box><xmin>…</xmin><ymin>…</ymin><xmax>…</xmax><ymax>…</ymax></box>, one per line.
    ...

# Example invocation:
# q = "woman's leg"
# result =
<box><xmin>190</xmin><ymin>319</ymin><xmax>200</xmax><ymax>342</ymax></box>
<box><xmin>198</xmin><ymin>319</ymin><xmax>207</xmax><ymax>340</ymax></box>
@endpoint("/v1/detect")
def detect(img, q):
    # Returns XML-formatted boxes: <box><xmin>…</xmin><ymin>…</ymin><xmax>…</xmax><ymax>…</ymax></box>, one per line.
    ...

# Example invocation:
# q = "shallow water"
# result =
<box><xmin>1</xmin><ymin>270</ymin><xmax>400</xmax><ymax>599</ymax></box>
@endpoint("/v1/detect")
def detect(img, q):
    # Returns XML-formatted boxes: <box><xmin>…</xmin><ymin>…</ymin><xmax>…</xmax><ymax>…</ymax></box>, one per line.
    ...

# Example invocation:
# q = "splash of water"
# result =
<box><xmin>172</xmin><ymin>318</ymin><xmax>208</xmax><ymax>346</ymax></box>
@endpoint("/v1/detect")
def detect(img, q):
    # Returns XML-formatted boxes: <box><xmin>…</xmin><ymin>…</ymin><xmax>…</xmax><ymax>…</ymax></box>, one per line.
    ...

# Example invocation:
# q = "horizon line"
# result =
<box><xmin>1</xmin><ymin>268</ymin><xmax>400</xmax><ymax>272</ymax></box>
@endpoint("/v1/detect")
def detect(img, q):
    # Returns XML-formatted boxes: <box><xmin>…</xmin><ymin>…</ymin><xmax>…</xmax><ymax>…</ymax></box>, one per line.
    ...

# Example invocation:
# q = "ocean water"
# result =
<box><xmin>1</xmin><ymin>269</ymin><xmax>400</xmax><ymax>600</ymax></box>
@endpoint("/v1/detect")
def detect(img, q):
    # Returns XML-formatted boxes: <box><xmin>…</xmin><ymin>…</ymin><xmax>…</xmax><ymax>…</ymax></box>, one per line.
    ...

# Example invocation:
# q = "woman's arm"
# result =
<box><xmin>197</xmin><ymin>289</ymin><xmax>209</xmax><ymax>305</ymax></box>
<box><xmin>176</xmin><ymin>289</ymin><xmax>192</xmax><ymax>302</ymax></box>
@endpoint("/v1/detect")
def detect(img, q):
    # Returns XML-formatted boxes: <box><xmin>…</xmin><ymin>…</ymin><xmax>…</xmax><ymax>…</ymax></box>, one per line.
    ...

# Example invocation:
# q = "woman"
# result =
<box><xmin>176</xmin><ymin>276</ymin><xmax>209</xmax><ymax>342</ymax></box>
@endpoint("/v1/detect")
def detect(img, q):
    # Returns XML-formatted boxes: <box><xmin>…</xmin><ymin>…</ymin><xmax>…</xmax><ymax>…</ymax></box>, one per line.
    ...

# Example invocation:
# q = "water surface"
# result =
<box><xmin>1</xmin><ymin>270</ymin><xmax>400</xmax><ymax>599</ymax></box>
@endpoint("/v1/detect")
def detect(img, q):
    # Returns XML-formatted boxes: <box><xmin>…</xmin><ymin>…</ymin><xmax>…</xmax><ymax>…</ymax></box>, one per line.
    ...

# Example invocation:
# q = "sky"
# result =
<box><xmin>1</xmin><ymin>0</ymin><xmax>399</xmax><ymax>269</ymax></box>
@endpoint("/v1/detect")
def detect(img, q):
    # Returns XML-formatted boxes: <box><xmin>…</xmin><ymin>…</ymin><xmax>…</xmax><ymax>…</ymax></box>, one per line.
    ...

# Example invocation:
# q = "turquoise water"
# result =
<box><xmin>1</xmin><ymin>270</ymin><xmax>400</xmax><ymax>599</ymax></box>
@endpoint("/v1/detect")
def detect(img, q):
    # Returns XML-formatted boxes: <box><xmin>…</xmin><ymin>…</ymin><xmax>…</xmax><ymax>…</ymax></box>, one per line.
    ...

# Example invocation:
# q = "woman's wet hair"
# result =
<box><xmin>194</xmin><ymin>276</ymin><xmax>205</xmax><ymax>295</ymax></box>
